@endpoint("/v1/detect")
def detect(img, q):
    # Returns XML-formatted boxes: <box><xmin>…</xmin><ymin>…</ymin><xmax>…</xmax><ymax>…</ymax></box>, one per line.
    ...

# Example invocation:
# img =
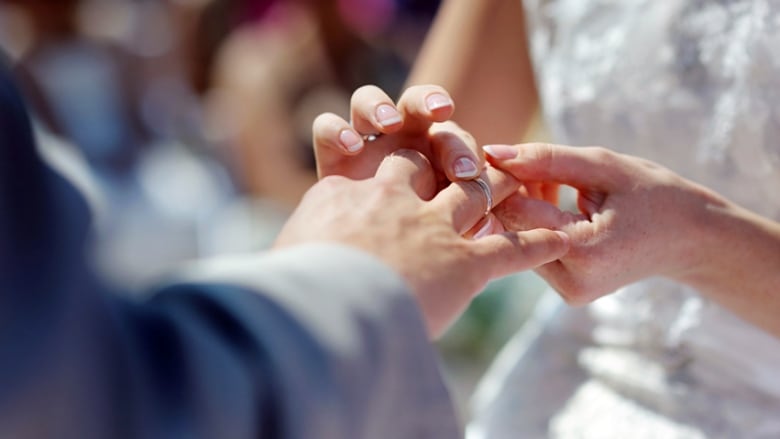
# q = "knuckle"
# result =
<box><xmin>389</xmin><ymin>149</ymin><xmax>432</xmax><ymax>169</ymax></box>
<box><xmin>524</xmin><ymin>142</ymin><xmax>556</xmax><ymax>169</ymax></box>
<box><xmin>372</xmin><ymin>177</ymin><xmax>402</xmax><ymax>197</ymax></box>
<box><xmin>317</xmin><ymin>174</ymin><xmax>348</xmax><ymax>190</ymax></box>
<box><xmin>586</xmin><ymin>146</ymin><xmax>614</xmax><ymax>164</ymax></box>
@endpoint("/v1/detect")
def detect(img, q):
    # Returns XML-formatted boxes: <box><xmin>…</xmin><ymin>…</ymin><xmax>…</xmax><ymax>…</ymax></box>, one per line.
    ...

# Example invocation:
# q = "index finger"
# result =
<box><xmin>483</xmin><ymin>143</ymin><xmax>629</xmax><ymax>190</ymax></box>
<box><xmin>469</xmin><ymin>228</ymin><xmax>570</xmax><ymax>280</ymax></box>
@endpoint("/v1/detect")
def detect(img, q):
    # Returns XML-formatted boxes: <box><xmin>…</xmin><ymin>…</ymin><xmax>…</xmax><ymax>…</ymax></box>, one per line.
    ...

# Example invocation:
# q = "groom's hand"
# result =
<box><xmin>276</xmin><ymin>150</ymin><xmax>570</xmax><ymax>337</ymax></box>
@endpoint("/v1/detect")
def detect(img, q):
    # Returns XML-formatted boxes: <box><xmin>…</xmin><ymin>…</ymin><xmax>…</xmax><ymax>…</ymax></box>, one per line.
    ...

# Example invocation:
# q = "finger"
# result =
<box><xmin>483</xmin><ymin>143</ymin><xmax>627</xmax><ymax>190</ymax></box>
<box><xmin>313</xmin><ymin>112</ymin><xmax>364</xmax><ymax>155</ymax></box>
<box><xmin>396</xmin><ymin>84</ymin><xmax>455</xmax><ymax>135</ymax></box>
<box><xmin>429</xmin><ymin>121</ymin><xmax>485</xmax><ymax>181</ymax></box>
<box><xmin>430</xmin><ymin>165</ymin><xmax>521</xmax><ymax>234</ymax></box>
<box><xmin>533</xmin><ymin>261</ymin><xmax>594</xmax><ymax>306</ymax></box>
<box><xmin>313</xmin><ymin>112</ymin><xmax>365</xmax><ymax>178</ymax></box>
<box><xmin>493</xmin><ymin>192</ymin><xmax>583</xmax><ymax>232</ymax></box>
<box><xmin>541</xmin><ymin>182</ymin><xmax>561</xmax><ymax>205</ymax></box>
<box><xmin>463</xmin><ymin>212</ymin><xmax>504</xmax><ymax>240</ymax></box>
<box><xmin>522</xmin><ymin>181</ymin><xmax>544</xmax><ymax>199</ymax></box>
<box><xmin>374</xmin><ymin>149</ymin><xmax>437</xmax><ymax>199</ymax></box>
<box><xmin>350</xmin><ymin>85</ymin><xmax>403</xmax><ymax>136</ymax></box>
<box><xmin>469</xmin><ymin>228</ymin><xmax>570</xmax><ymax>280</ymax></box>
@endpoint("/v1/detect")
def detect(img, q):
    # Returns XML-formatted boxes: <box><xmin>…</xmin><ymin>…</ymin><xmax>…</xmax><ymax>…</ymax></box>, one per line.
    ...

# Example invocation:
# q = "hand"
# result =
<box><xmin>314</xmin><ymin>84</ymin><xmax>529</xmax><ymax>238</ymax></box>
<box><xmin>483</xmin><ymin>143</ymin><xmax>727</xmax><ymax>304</ymax></box>
<box><xmin>313</xmin><ymin>84</ymin><xmax>485</xmax><ymax>191</ymax></box>
<box><xmin>275</xmin><ymin>150</ymin><xmax>570</xmax><ymax>337</ymax></box>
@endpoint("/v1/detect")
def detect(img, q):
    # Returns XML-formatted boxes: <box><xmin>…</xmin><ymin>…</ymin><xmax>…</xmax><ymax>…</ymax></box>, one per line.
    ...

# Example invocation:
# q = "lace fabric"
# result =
<box><xmin>470</xmin><ymin>1</ymin><xmax>780</xmax><ymax>437</ymax></box>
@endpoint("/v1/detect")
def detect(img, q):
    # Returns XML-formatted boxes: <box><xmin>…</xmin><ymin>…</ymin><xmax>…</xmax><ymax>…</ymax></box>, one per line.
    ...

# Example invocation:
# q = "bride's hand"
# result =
<box><xmin>313</xmin><ymin>84</ymin><xmax>527</xmax><ymax>238</ymax></box>
<box><xmin>483</xmin><ymin>143</ymin><xmax>724</xmax><ymax>304</ymax></box>
<box><xmin>312</xmin><ymin>84</ymin><xmax>487</xmax><ymax>195</ymax></box>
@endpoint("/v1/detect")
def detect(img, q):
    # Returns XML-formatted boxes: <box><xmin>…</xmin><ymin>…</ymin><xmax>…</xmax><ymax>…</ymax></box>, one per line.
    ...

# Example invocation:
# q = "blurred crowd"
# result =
<box><xmin>0</xmin><ymin>0</ymin><xmax>441</xmax><ymax>288</ymax></box>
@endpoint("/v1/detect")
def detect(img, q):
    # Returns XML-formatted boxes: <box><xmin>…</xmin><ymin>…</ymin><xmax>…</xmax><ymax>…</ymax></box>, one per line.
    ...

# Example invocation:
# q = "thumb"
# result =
<box><xmin>469</xmin><ymin>228</ymin><xmax>570</xmax><ymax>280</ymax></box>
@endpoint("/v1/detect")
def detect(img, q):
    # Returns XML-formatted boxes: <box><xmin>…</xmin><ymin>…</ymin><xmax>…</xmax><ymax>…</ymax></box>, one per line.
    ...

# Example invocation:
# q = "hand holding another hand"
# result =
<box><xmin>304</xmin><ymin>83</ymin><xmax>780</xmax><ymax>338</ymax></box>
<box><xmin>275</xmin><ymin>150</ymin><xmax>569</xmax><ymax>338</ymax></box>
<box><xmin>484</xmin><ymin>143</ymin><xmax>728</xmax><ymax>304</ymax></box>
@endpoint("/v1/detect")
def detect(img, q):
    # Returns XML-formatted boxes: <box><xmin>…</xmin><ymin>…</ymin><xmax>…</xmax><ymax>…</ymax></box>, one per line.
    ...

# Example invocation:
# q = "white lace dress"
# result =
<box><xmin>469</xmin><ymin>1</ymin><xmax>780</xmax><ymax>437</ymax></box>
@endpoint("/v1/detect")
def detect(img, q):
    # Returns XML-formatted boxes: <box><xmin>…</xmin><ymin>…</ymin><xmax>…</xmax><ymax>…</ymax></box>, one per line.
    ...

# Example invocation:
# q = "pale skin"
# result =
<box><xmin>299</xmin><ymin>84</ymin><xmax>573</xmax><ymax>338</ymax></box>
<box><xmin>313</xmin><ymin>0</ymin><xmax>780</xmax><ymax>338</ymax></box>
<box><xmin>479</xmin><ymin>143</ymin><xmax>780</xmax><ymax>338</ymax></box>
<box><xmin>312</xmin><ymin>84</ymin><xmax>525</xmax><ymax>238</ymax></box>
<box><xmin>274</xmin><ymin>149</ymin><xmax>569</xmax><ymax>338</ymax></box>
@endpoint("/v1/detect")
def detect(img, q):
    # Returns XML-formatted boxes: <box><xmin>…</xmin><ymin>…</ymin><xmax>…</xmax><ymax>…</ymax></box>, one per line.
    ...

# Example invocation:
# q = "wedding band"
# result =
<box><xmin>474</xmin><ymin>177</ymin><xmax>493</xmax><ymax>217</ymax></box>
<box><xmin>362</xmin><ymin>133</ymin><xmax>383</xmax><ymax>142</ymax></box>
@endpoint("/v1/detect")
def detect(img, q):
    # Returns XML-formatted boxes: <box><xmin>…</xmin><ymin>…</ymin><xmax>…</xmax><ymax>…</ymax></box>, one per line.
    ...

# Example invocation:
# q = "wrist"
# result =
<box><xmin>667</xmin><ymin>182</ymin><xmax>733</xmax><ymax>287</ymax></box>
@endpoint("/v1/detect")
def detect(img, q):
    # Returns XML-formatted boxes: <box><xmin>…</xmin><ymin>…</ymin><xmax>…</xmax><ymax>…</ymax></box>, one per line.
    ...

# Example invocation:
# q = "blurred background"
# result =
<box><xmin>0</xmin><ymin>0</ymin><xmax>549</xmax><ymax>420</ymax></box>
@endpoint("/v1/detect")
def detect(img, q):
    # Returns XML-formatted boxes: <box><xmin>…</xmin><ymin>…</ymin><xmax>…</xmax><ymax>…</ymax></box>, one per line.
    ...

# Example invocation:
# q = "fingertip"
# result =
<box><xmin>424</xmin><ymin>92</ymin><xmax>454</xmax><ymax>120</ymax></box>
<box><xmin>429</xmin><ymin>121</ymin><xmax>487</xmax><ymax>183</ymax></box>
<box><xmin>313</xmin><ymin>112</ymin><xmax>355</xmax><ymax>154</ymax></box>
<box><xmin>452</xmin><ymin>156</ymin><xmax>480</xmax><ymax>179</ymax></box>
<box><xmin>483</xmin><ymin>144</ymin><xmax>518</xmax><ymax>160</ymax></box>
<box><xmin>338</xmin><ymin>128</ymin><xmax>364</xmax><ymax>154</ymax></box>
<box><xmin>375</xmin><ymin>104</ymin><xmax>403</xmax><ymax>129</ymax></box>
<box><xmin>351</xmin><ymin>85</ymin><xmax>401</xmax><ymax>134</ymax></box>
<box><xmin>397</xmin><ymin>85</ymin><xmax>454</xmax><ymax>133</ymax></box>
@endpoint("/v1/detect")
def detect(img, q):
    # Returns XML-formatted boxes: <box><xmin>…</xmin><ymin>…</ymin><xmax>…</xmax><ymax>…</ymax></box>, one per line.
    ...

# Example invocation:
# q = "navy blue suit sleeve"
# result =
<box><xmin>0</xmin><ymin>56</ymin><xmax>460</xmax><ymax>438</ymax></box>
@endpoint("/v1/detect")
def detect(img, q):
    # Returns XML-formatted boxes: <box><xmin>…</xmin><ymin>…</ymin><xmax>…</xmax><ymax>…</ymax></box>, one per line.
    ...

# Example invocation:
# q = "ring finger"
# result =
<box><xmin>429</xmin><ymin>120</ymin><xmax>485</xmax><ymax>182</ymax></box>
<box><xmin>429</xmin><ymin>165</ymin><xmax>522</xmax><ymax>234</ymax></box>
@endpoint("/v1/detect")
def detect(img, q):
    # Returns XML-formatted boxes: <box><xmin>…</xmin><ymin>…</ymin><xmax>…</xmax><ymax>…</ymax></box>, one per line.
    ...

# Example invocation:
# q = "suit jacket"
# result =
<box><xmin>0</xmin><ymin>55</ymin><xmax>460</xmax><ymax>438</ymax></box>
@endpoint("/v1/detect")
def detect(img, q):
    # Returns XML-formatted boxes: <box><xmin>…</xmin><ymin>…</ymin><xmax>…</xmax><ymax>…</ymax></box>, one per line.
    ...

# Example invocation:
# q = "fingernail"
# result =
<box><xmin>425</xmin><ymin>93</ymin><xmax>453</xmax><ymax>111</ymax></box>
<box><xmin>376</xmin><ymin>104</ymin><xmax>402</xmax><ymax>127</ymax></box>
<box><xmin>339</xmin><ymin>129</ymin><xmax>363</xmax><ymax>152</ymax></box>
<box><xmin>453</xmin><ymin>157</ymin><xmax>479</xmax><ymax>178</ymax></box>
<box><xmin>483</xmin><ymin>144</ymin><xmax>517</xmax><ymax>160</ymax></box>
<box><xmin>473</xmin><ymin>216</ymin><xmax>494</xmax><ymax>240</ymax></box>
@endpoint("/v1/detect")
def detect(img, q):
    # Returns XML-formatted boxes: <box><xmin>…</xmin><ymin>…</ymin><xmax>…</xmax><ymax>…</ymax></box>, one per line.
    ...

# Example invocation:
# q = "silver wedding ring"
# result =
<box><xmin>474</xmin><ymin>177</ymin><xmax>493</xmax><ymax>217</ymax></box>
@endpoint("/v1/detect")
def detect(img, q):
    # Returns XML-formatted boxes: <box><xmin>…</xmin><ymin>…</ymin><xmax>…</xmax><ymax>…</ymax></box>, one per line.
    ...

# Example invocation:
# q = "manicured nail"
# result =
<box><xmin>339</xmin><ymin>129</ymin><xmax>363</xmax><ymax>152</ymax></box>
<box><xmin>453</xmin><ymin>157</ymin><xmax>479</xmax><ymax>178</ymax></box>
<box><xmin>375</xmin><ymin>104</ymin><xmax>402</xmax><ymax>127</ymax></box>
<box><xmin>473</xmin><ymin>216</ymin><xmax>494</xmax><ymax>240</ymax></box>
<box><xmin>483</xmin><ymin>144</ymin><xmax>517</xmax><ymax>160</ymax></box>
<box><xmin>425</xmin><ymin>93</ymin><xmax>453</xmax><ymax>111</ymax></box>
